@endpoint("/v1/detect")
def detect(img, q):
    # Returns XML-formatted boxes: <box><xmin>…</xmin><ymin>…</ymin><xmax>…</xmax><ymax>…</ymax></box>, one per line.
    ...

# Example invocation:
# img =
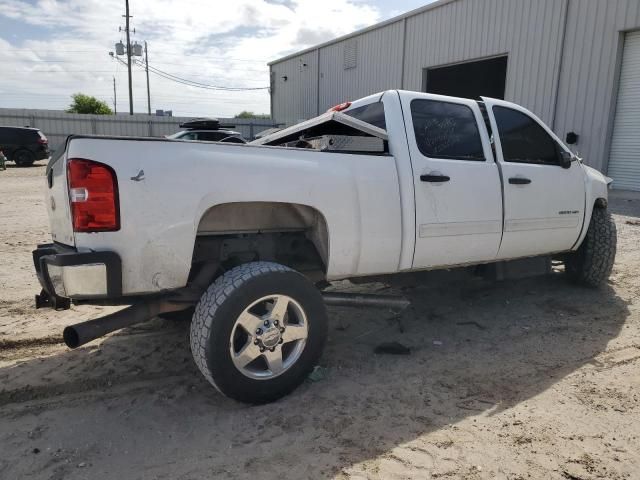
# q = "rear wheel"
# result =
<box><xmin>13</xmin><ymin>149</ymin><xmax>35</xmax><ymax>167</ymax></box>
<box><xmin>565</xmin><ymin>207</ymin><xmax>617</xmax><ymax>287</ymax></box>
<box><xmin>190</xmin><ymin>262</ymin><xmax>328</xmax><ymax>404</ymax></box>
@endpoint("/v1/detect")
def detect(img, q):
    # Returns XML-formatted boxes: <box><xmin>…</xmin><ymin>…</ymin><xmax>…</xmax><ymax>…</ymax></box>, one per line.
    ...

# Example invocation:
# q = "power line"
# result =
<box><xmin>132</xmin><ymin>52</ymin><xmax>269</xmax><ymax>63</ymax></box>
<box><xmin>125</xmin><ymin>60</ymin><xmax>268</xmax><ymax>80</ymax></box>
<box><xmin>137</xmin><ymin>62</ymin><xmax>269</xmax><ymax>91</ymax></box>
<box><xmin>112</xmin><ymin>56</ymin><xmax>268</xmax><ymax>91</ymax></box>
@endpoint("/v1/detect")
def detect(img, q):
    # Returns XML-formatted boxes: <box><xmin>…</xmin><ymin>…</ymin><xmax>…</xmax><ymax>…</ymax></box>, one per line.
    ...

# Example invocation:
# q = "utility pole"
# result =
<box><xmin>111</xmin><ymin>2</ymin><xmax>143</xmax><ymax>115</ymax></box>
<box><xmin>122</xmin><ymin>0</ymin><xmax>133</xmax><ymax>115</ymax></box>
<box><xmin>144</xmin><ymin>41</ymin><xmax>151</xmax><ymax>115</ymax></box>
<box><xmin>113</xmin><ymin>76</ymin><xmax>117</xmax><ymax>114</ymax></box>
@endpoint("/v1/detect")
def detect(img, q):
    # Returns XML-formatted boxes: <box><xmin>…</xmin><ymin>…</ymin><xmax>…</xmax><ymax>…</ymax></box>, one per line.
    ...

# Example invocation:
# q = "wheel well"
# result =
<box><xmin>191</xmin><ymin>202</ymin><xmax>329</xmax><ymax>281</ymax></box>
<box><xmin>594</xmin><ymin>197</ymin><xmax>608</xmax><ymax>209</ymax></box>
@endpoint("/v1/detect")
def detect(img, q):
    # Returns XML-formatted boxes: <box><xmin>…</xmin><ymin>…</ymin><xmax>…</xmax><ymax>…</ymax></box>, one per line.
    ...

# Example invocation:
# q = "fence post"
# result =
<box><xmin>91</xmin><ymin>118</ymin><xmax>97</xmax><ymax>134</ymax></box>
<box><xmin>249</xmin><ymin>123</ymin><xmax>254</xmax><ymax>140</ymax></box>
<box><xmin>148</xmin><ymin>120</ymin><xmax>153</xmax><ymax>137</ymax></box>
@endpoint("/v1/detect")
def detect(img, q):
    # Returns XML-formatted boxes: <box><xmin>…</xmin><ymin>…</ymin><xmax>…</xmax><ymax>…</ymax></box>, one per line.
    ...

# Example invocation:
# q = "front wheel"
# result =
<box><xmin>190</xmin><ymin>262</ymin><xmax>328</xmax><ymax>404</ymax></box>
<box><xmin>565</xmin><ymin>207</ymin><xmax>617</xmax><ymax>287</ymax></box>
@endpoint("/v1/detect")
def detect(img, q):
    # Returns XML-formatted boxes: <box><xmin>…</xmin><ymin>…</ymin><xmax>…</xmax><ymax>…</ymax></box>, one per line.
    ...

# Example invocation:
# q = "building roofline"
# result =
<box><xmin>268</xmin><ymin>0</ymin><xmax>458</xmax><ymax>66</ymax></box>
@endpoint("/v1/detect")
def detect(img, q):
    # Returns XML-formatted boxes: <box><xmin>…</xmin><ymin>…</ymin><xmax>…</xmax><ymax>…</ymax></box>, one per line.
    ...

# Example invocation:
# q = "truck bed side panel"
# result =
<box><xmin>66</xmin><ymin>138</ymin><xmax>402</xmax><ymax>294</ymax></box>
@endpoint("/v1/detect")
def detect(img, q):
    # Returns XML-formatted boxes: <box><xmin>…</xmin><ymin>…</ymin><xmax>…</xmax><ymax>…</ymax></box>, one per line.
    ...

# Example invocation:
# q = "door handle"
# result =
<box><xmin>420</xmin><ymin>174</ymin><xmax>450</xmax><ymax>183</ymax></box>
<box><xmin>508</xmin><ymin>177</ymin><xmax>531</xmax><ymax>185</ymax></box>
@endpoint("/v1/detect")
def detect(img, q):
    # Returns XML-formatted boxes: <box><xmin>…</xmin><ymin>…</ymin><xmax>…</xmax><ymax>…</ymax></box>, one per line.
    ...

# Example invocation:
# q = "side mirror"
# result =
<box><xmin>560</xmin><ymin>150</ymin><xmax>573</xmax><ymax>169</ymax></box>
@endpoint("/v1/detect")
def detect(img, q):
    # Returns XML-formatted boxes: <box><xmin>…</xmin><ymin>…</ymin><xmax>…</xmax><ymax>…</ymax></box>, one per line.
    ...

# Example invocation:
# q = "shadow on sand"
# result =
<box><xmin>0</xmin><ymin>270</ymin><xmax>630</xmax><ymax>479</ymax></box>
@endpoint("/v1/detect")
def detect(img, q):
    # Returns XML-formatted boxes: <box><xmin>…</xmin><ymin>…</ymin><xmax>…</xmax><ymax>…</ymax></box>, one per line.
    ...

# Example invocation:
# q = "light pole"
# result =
<box><xmin>111</xmin><ymin>39</ymin><xmax>148</xmax><ymax>115</ymax></box>
<box><xmin>113</xmin><ymin>0</ymin><xmax>137</xmax><ymax>115</ymax></box>
<box><xmin>112</xmin><ymin>3</ymin><xmax>150</xmax><ymax>115</ymax></box>
<box><xmin>113</xmin><ymin>76</ymin><xmax>117</xmax><ymax>114</ymax></box>
<box><xmin>124</xmin><ymin>0</ymin><xmax>133</xmax><ymax>115</ymax></box>
<box><xmin>144</xmin><ymin>41</ymin><xmax>151</xmax><ymax>115</ymax></box>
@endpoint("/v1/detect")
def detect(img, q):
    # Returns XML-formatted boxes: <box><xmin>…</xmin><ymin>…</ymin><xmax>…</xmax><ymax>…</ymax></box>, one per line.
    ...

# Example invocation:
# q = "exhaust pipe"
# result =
<box><xmin>322</xmin><ymin>292</ymin><xmax>410</xmax><ymax>310</ymax></box>
<box><xmin>63</xmin><ymin>262</ymin><xmax>219</xmax><ymax>349</ymax></box>
<box><xmin>63</xmin><ymin>300</ymin><xmax>186</xmax><ymax>349</ymax></box>
<box><xmin>64</xmin><ymin>285</ymin><xmax>410</xmax><ymax>348</ymax></box>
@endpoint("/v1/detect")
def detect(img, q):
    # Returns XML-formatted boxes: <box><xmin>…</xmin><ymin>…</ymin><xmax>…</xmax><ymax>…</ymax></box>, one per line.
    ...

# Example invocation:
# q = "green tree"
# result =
<box><xmin>67</xmin><ymin>93</ymin><xmax>113</xmax><ymax>115</ymax></box>
<box><xmin>235</xmin><ymin>111</ymin><xmax>270</xmax><ymax>120</ymax></box>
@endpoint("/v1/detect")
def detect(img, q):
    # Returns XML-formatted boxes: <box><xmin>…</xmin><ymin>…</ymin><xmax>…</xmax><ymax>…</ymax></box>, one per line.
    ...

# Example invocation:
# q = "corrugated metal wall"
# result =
<box><xmin>0</xmin><ymin>109</ymin><xmax>278</xmax><ymax>154</ymax></box>
<box><xmin>270</xmin><ymin>0</ymin><xmax>640</xmax><ymax>173</ymax></box>
<box><xmin>272</xmin><ymin>0</ymin><xmax>568</xmax><ymax>128</ymax></box>
<box><xmin>270</xmin><ymin>52</ymin><xmax>319</xmax><ymax>125</ymax></box>
<box><xmin>607</xmin><ymin>30</ymin><xmax>640</xmax><ymax>191</ymax></box>
<box><xmin>318</xmin><ymin>21</ymin><xmax>405</xmax><ymax>111</ymax></box>
<box><xmin>554</xmin><ymin>0</ymin><xmax>640</xmax><ymax>174</ymax></box>
<box><xmin>402</xmin><ymin>0</ymin><xmax>566</xmax><ymax>126</ymax></box>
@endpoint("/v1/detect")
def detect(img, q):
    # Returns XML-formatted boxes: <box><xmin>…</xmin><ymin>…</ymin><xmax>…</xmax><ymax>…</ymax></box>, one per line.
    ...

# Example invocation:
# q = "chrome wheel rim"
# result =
<box><xmin>229</xmin><ymin>294</ymin><xmax>308</xmax><ymax>380</ymax></box>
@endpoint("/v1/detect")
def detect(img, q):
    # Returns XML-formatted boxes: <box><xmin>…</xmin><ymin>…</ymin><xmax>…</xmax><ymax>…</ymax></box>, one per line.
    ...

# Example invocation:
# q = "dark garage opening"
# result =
<box><xmin>424</xmin><ymin>55</ymin><xmax>508</xmax><ymax>100</ymax></box>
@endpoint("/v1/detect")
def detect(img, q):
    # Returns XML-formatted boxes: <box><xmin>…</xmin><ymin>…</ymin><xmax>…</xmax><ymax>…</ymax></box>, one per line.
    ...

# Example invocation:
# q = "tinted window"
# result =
<box><xmin>22</xmin><ymin>130</ymin><xmax>39</xmax><ymax>142</ymax></box>
<box><xmin>344</xmin><ymin>102</ymin><xmax>386</xmax><ymax>129</ymax></box>
<box><xmin>493</xmin><ymin>107</ymin><xmax>561</xmax><ymax>165</ymax></box>
<box><xmin>197</xmin><ymin>131</ymin><xmax>229</xmax><ymax>141</ymax></box>
<box><xmin>410</xmin><ymin>99</ymin><xmax>485</xmax><ymax>160</ymax></box>
<box><xmin>0</xmin><ymin>127</ymin><xmax>25</xmax><ymax>143</ymax></box>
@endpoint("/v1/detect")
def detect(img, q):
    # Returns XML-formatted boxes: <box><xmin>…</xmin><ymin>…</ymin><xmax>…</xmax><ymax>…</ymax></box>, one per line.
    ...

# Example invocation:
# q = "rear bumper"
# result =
<box><xmin>35</xmin><ymin>147</ymin><xmax>50</xmax><ymax>160</ymax></box>
<box><xmin>33</xmin><ymin>243</ymin><xmax>122</xmax><ymax>300</ymax></box>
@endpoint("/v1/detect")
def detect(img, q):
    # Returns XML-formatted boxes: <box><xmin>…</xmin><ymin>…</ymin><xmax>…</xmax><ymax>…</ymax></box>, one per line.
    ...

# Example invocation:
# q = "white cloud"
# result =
<box><xmin>0</xmin><ymin>0</ymin><xmax>380</xmax><ymax>117</ymax></box>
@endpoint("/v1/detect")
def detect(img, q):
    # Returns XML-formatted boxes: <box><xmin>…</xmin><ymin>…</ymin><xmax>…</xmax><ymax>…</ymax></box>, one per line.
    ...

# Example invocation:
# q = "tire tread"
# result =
<box><xmin>566</xmin><ymin>208</ymin><xmax>617</xmax><ymax>287</ymax></box>
<box><xmin>190</xmin><ymin>262</ymin><xmax>295</xmax><ymax>394</ymax></box>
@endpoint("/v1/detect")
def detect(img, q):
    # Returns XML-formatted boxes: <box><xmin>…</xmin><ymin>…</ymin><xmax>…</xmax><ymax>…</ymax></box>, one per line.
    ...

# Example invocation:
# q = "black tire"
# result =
<box><xmin>13</xmin><ymin>149</ymin><xmax>35</xmax><ymax>167</ymax></box>
<box><xmin>565</xmin><ymin>207</ymin><xmax>617</xmax><ymax>287</ymax></box>
<box><xmin>190</xmin><ymin>261</ymin><xmax>328</xmax><ymax>404</ymax></box>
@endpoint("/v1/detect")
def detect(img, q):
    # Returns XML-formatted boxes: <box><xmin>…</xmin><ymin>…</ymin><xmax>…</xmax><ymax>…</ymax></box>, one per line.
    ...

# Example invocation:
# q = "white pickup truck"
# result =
<box><xmin>33</xmin><ymin>90</ymin><xmax>616</xmax><ymax>403</ymax></box>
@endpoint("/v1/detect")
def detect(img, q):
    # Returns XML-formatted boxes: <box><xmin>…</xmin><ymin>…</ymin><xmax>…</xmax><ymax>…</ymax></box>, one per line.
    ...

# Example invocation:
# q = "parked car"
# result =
<box><xmin>166</xmin><ymin>118</ymin><xmax>246</xmax><ymax>143</ymax></box>
<box><xmin>33</xmin><ymin>90</ymin><xmax>616</xmax><ymax>404</ymax></box>
<box><xmin>0</xmin><ymin>126</ymin><xmax>50</xmax><ymax>166</ymax></box>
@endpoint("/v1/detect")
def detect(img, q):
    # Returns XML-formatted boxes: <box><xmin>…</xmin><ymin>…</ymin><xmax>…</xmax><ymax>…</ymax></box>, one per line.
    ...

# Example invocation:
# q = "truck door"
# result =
<box><xmin>399</xmin><ymin>93</ymin><xmax>503</xmax><ymax>269</ymax></box>
<box><xmin>482</xmin><ymin>98</ymin><xmax>585</xmax><ymax>259</ymax></box>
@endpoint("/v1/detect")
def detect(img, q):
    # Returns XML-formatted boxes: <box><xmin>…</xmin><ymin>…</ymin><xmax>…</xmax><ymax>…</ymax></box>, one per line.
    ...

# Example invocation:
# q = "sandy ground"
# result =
<box><xmin>0</xmin><ymin>163</ymin><xmax>639</xmax><ymax>480</ymax></box>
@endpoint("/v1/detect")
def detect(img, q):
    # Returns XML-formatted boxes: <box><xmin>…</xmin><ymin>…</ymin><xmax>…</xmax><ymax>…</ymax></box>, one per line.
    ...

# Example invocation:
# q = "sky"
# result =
<box><xmin>0</xmin><ymin>0</ymin><xmax>432</xmax><ymax>118</ymax></box>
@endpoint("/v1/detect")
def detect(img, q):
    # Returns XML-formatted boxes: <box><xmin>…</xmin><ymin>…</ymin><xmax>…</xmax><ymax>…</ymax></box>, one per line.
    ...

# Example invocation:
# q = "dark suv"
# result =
<box><xmin>0</xmin><ymin>126</ymin><xmax>50</xmax><ymax>166</ymax></box>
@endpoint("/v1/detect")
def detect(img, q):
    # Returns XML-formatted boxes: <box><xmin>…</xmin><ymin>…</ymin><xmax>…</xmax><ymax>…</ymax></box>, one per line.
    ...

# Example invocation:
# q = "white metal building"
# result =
<box><xmin>269</xmin><ymin>0</ymin><xmax>640</xmax><ymax>190</ymax></box>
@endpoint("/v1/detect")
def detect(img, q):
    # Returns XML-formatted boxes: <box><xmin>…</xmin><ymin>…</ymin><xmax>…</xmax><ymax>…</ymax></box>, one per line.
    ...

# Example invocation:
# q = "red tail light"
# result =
<box><xmin>37</xmin><ymin>138</ymin><xmax>48</xmax><ymax>144</ymax></box>
<box><xmin>67</xmin><ymin>158</ymin><xmax>120</xmax><ymax>232</ymax></box>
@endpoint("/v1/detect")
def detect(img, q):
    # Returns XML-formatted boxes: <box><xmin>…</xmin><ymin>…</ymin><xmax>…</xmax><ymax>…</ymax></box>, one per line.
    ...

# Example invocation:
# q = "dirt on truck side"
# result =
<box><xmin>1</xmin><ymin>163</ymin><xmax>639</xmax><ymax>480</ymax></box>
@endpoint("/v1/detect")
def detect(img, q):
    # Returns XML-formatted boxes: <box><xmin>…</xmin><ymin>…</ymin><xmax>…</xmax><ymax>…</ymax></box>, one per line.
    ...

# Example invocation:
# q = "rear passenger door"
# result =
<box><xmin>400</xmin><ymin>93</ymin><xmax>503</xmax><ymax>269</ymax></box>
<box><xmin>483</xmin><ymin>98</ymin><xmax>585</xmax><ymax>259</ymax></box>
